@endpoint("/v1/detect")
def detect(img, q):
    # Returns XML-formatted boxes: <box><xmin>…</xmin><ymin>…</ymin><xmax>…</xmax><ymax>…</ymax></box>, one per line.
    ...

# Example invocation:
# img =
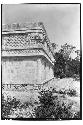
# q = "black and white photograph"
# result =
<box><xmin>1</xmin><ymin>3</ymin><xmax>82</xmax><ymax>120</ymax></box>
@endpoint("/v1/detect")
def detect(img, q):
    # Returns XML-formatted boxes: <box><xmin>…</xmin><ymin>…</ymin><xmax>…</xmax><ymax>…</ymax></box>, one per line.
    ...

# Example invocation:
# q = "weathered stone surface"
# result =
<box><xmin>2</xmin><ymin>22</ymin><xmax>54</xmax><ymax>91</ymax></box>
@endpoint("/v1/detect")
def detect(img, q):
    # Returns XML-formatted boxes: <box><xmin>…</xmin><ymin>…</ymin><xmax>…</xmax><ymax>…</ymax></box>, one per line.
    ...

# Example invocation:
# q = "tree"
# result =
<box><xmin>53</xmin><ymin>43</ymin><xmax>80</xmax><ymax>79</ymax></box>
<box><xmin>75</xmin><ymin>50</ymin><xmax>80</xmax><ymax>61</ymax></box>
<box><xmin>51</xmin><ymin>43</ymin><xmax>58</xmax><ymax>53</ymax></box>
<box><xmin>59</xmin><ymin>43</ymin><xmax>76</xmax><ymax>60</ymax></box>
<box><xmin>54</xmin><ymin>52</ymin><xmax>66</xmax><ymax>78</ymax></box>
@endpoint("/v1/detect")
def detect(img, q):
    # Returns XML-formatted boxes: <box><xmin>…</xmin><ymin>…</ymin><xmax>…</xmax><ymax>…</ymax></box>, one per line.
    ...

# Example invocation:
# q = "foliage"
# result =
<box><xmin>59</xmin><ymin>43</ymin><xmax>75</xmax><ymax>59</ymax></box>
<box><xmin>51</xmin><ymin>43</ymin><xmax>57</xmax><ymax>53</ymax></box>
<box><xmin>73</xmin><ymin>111</ymin><xmax>80</xmax><ymax>119</ymax></box>
<box><xmin>2</xmin><ymin>94</ymin><xmax>35</xmax><ymax>119</ymax></box>
<box><xmin>2</xmin><ymin>89</ymin><xmax>80</xmax><ymax>119</ymax></box>
<box><xmin>35</xmin><ymin>90</ymin><xmax>55</xmax><ymax>119</ymax></box>
<box><xmin>54</xmin><ymin>52</ymin><xmax>66</xmax><ymax>78</ymax></box>
<box><xmin>67</xmin><ymin>89</ymin><xmax>77</xmax><ymax>97</ymax></box>
<box><xmin>54</xmin><ymin>43</ymin><xmax>80</xmax><ymax>79</ymax></box>
<box><xmin>34</xmin><ymin>89</ymin><xmax>79</xmax><ymax>119</ymax></box>
<box><xmin>2</xmin><ymin>94</ymin><xmax>20</xmax><ymax>118</ymax></box>
<box><xmin>52</xmin><ymin>88</ymin><xmax>77</xmax><ymax>97</ymax></box>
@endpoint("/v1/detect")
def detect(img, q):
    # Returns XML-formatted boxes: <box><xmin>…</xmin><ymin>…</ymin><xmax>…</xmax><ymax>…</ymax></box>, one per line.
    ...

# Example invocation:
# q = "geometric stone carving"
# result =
<box><xmin>2</xmin><ymin>22</ymin><xmax>55</xmax><ymax>90</ymax></box>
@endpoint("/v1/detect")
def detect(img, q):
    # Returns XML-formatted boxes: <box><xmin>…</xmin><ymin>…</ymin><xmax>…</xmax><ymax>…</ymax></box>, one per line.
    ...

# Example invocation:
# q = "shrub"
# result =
<box><xmin>58</xmin><ymin>89</ymin><xmax>66</xmax><ymax>94</ymax></box>
<box><xmin>2</xmin><ymin>94</ymin><xmax>20</xmax><ymax>119</ymax></box>
<box><xmin>2</xmin><ymin>94</ymin><xmax>35</xmax><ymax>119</ymax></box>
<box><xmin>35</xmin><ymin>89</ymin><xmax>79</xmax><ymax>119</ymax></box>
<box><xmin>52</xmin><ymin>88</ymin><xmax>58</xmax><ymax>93</ymax></box>
<box><xmin>35</xmin><ymin>90</ymin><xmax>55</xmax><ymax>119</ymax></box>
<box><xmin>73</xmin><ymin>111</ymin><xmax>80</xmax><ymax>119</ymax></box>
<box><xmin>67</xmin><ymin>89</ymin><xmax>77</xmax><ymax>97</ymax></box>
<box><xmin>2</xmin><ymin>89</ymin><xmax>80</xmax><ymax>119</ymax></box>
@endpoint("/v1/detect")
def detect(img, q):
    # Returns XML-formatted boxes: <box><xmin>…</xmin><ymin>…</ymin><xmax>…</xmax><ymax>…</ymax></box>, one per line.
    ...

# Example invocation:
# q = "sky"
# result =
<box><xmin>2</xmin><ymin>4</ymin><xmax>80</xmax><ymax>50</ymax></box>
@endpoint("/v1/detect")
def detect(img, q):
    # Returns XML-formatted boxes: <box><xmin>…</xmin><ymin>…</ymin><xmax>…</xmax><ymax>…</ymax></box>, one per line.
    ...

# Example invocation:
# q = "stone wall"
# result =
<box><xmin>2</xmin><ymin>56</ymin><xmax>54</xmax><ymax>88</ymax></box>
<box><xmin>2</xmin><ymin>22</ymin><xmax>54</xmax><ymax>91</ymax></box>
<box><xmin>2</xmin><ymin>57</ymin><xmax>38</xmax><ymax>85</ymax></box>
<box><xmin>37</xmin><ymin>57</ymin><xmax>54</xmax><ymax>84</ymax></box>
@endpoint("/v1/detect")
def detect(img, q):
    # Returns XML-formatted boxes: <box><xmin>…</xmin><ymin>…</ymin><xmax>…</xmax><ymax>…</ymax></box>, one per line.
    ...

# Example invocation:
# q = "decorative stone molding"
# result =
<box><xmin>2</xmin><ymin>22</ymin><xmax>55</xmax><ymax>64</ymax></box>
<box><xmin>2</xmin><ymin>22</ymin><xmax>55</xmax><ymax>90</ymax></box>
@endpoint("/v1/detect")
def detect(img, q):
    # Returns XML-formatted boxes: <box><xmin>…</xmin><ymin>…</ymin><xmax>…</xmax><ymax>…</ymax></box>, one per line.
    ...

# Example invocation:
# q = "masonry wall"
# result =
<box><xmin>37</xmin><ymin>58</ymin><xmax>54</xmax><ymax>84</ymax></box>
<box><xmin>2</xmin><ymin>56</ymin><xmax>54</xmax><ymax>87</ymax></box>
<box><xmin>2</xmin><ymin>57</ymin><xmax>38</xmax><ymax>85</ymax></box>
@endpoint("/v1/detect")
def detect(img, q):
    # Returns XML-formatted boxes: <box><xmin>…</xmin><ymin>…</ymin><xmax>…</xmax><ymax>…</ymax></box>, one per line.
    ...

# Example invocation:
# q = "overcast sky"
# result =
<box><xmin>2</xmin><ymin>4</ymin><xmax>80</xmax><ymax>50</ymax></box>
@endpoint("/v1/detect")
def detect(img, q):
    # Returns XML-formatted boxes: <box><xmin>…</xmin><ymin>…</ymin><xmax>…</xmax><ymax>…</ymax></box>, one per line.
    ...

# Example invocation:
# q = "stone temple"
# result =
<box><xmin>2</xmin><ymin>22</ymin><xmax>54</xmax><ymax>91</ymax></box>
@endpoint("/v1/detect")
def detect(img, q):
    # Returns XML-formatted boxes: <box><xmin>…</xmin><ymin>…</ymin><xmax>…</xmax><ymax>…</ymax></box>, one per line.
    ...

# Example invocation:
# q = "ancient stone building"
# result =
<box><xmin>2</xmin><ymin>22</ymin><xmax>54</xmax><ymax>91</ymax></box>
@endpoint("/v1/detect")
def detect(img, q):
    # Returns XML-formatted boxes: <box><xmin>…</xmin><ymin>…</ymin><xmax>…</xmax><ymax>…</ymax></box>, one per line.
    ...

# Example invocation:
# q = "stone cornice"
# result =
<box><xmin>2</xmin><ymin>22</ymin><xmax>44</xmax><ymax>32</ymax></box>
<box><xmin>2</xmin><ymin>48</ymin><xmax>54</xmax><ymax>65</ymax></box>
<box><xmin>2</xmin><ymin>22</ymin><xmax>55</xmax><ymax>65</ymax></box>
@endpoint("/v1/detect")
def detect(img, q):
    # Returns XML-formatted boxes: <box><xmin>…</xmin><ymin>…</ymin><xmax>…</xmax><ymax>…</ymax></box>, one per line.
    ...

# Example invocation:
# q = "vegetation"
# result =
<box><xmin>53</xmin><ymin>43</ymin><xmax>80</xmax><ymax>79</ymax></box>
<box><xmin>67</xmin><ymin>89</ymin><xmax>77</xmax><ymax>97</ymax></box>
<box><xmin>2</xmin><ymin>94</ymin><xmax>20</xmax><ymax>118</ymax></box>
<box><xmin>2</xmin><ymin>94</ymin><xmax>35</xmax><ymax>119</ymax></box>
<box><xmin>35</xmin><ymin>89</ymin><xmax>80</xmax><ymax>119</ymax></box>
<box><xmin>35</xmin><ymin>90</ymin><xmax>56</xmax><ymax>119</ymax></box>
<box><xmin>2</xmin><ymin>87</ymin><xmax>80</xmax><ymax>119</ymax></box>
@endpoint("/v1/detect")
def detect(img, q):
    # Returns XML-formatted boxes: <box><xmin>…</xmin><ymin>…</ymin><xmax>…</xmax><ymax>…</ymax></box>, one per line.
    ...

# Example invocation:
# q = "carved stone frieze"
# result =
<box><xmin>2</xmin><ymin>22</ymin><xmax>54</xmax><ymax>63</ymax></box>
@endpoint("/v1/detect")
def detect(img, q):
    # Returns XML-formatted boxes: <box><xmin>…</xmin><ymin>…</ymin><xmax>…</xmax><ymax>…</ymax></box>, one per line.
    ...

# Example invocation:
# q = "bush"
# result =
<box><xmin>2</xmin><ymin>94</ymin><xmax>35</xmax><ymax>119</ymax></box>
<box><xmin>35</xmin><ymin>89</ymin><xmax>79</xmax><ymax>119</ymax></box>
<box><xmin>2</xmin><ymin>90</ymin><xmax>80</xmax><ymax>119</ymax></box>
<box><xmin>73</xmin><ymin>111</ymin><xmax>80</xmax><ymax>119</ymax></box>
<box><xmin>2</xmin><ymin>94</ymin><xmax>20</xmax><ymax>119</ymax></box>
<box><xmin>35</xmin><ymin>90</ymin><xmax>56</xmax><ymax>119</ymax></box>
<box><xmin>67</xmin><ymin>89</ymin><xmax>77</xmax><ymax>97</ymax></box>
<box><xmin>58</xmin><ymin>89</ymin><xmax>66</xmax><ymax>94</ymax></box>
<box><xmin>52</xmin><ymin>88</ymin><xmax>58</xmax><ymax>93</ymax></box>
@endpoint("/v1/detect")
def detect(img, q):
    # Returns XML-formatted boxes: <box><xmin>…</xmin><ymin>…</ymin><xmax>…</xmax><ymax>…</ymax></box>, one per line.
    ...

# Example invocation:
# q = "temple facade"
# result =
<box><xmin>2</xmin><ymin>22</ymin><xmax>54</xmax><ymax>90</ymax></box>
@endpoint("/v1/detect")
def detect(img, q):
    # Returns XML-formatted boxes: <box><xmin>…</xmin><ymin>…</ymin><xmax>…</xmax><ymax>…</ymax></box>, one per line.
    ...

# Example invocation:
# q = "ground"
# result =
<box><xmin>2</xmin><ymin>78</ymin><xmax>80</xmax><ymax>118</ymax></box>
